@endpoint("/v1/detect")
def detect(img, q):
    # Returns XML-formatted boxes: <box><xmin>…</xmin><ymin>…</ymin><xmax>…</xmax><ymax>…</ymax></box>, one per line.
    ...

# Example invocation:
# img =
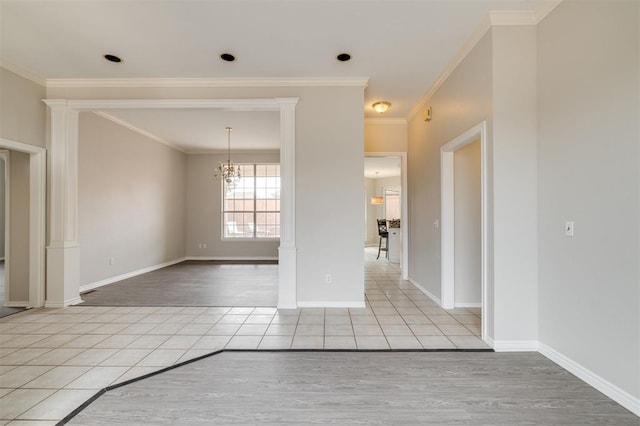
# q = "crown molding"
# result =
<box><xmin>92</xmin><ymin>111</ymin><xmax>186</xmax><ymax>153</ymax></box>
<box><xmin>534</xmin><ymin>0</ymin><xmax>563</xmax><ymax>23</ymax></box>
<box><xmin>408</xmin><ymin>14</ymin><xmax>492</xmax><ymax>121</ymax></box>
<box><xmin>365</xmin><ymin>118</ymin><xmax>407</xmax><ymax>125</ymax></box>
<box><xmin>0</xmin><ymin>60</ymin><xmax>46</xmax><ymax>87</ymax></box>
<box><xmin>46</xmin><ymin>77</ymin><xmax>370</xmax><ymax>89</ymax></box>
<box><xmin>408</xmin><ymin>1</ymin><xmax>563</xmax><ymax>121</ymax></box>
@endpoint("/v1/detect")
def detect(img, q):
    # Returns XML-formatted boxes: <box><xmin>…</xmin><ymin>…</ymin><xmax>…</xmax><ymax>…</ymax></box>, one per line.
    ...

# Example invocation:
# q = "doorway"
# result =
<box><xmin>440</xmin><ymin>122</ymin><xmax>488</xmax><ymax>341</ymax></box>
<box><xmin>364</xmin><ymin>153</ymin><xmax>408</xmax><ymax>278</ymax></box>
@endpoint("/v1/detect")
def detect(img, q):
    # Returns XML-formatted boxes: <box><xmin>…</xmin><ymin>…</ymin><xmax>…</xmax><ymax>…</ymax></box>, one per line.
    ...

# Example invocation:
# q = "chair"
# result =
<box><xmin>377</xmin><ymin>219</ymin><xmax>389</xmax><ymax>260</ymax></box>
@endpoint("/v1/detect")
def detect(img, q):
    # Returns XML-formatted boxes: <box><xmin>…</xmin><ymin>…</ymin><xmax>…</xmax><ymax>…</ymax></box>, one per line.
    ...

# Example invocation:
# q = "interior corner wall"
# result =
<box><xmin>365</xmin><ymin>121</ymin><xmax>408</xmax><ymax>153</ymax></box>
<box><xmin>78</xmin><ymin>112</ymin><xmax>187</xmax><ymax>287</ymax></box>
<box><xmin>186</xmin><ymin>152</ymin><xmax>280</xmax><ymax>259</ymax></box>
<box><xmin>364</xmin><ymin>177</ymin><xmax>377</xmax><ymax>245</ymax></box>
<box><xmin>537</xmin><ymin>0</ymin><xmax>639</xmax><ymax>400</ymax></box>
<box><xmin>407</xmin><ymin>30</ymin><xmax>494</xmax><ymax>334</ymax></box>
<box><xmin>491</xmin><ymin>25</ymin><xmax>539</xmax><ymax>343</ymax></box>
<box><xmin>0</xmin><ymin>68</ymin><xmax>46</xmax><ymax>148</ymax></box>
<box><xmin>0</xmin><ymin>157</ymin><xmax>5</xmax><ymax>260</ymax></box>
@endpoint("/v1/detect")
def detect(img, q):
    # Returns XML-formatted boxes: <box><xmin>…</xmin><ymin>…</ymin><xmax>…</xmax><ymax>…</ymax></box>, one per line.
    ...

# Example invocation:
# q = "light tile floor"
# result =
<box><xmin>0</xmin><ymin>249</ymin><xmax>487</xmax><ymax>423</ymax></box>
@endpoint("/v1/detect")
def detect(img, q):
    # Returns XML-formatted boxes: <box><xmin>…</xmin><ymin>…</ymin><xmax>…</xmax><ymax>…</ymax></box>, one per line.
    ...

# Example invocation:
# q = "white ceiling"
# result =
<box><xmin>1</xmin><ymin>0</ymin><xmax>550</xmax><ymax>119</ymax></box>
<box><xmin>364</xmin><ymin>156</ymin><xmax>401</xmax><ymax>179</ymax></box>
<box><xmin>96</xmin><ymin>109</ymin><xmax>280</xmax><ymax>152</ymax></box>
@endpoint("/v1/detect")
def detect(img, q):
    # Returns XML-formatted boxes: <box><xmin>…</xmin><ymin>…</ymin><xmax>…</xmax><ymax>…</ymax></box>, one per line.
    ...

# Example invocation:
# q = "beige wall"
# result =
<box><xmin>8</xmin><ymin>151</ymin><xmax>30</xmax><ymax>302</ymax></box>
<box><xmin>186</xmin><ymin>152</ymin><xmax>280</xmax><ymax>259</ymax></box>
<box><xmin>0</xmin><ymin>68</ymin><xmax>46</xmax><ymax>148</ymax></box>
<box><xmin>0</xmin><ymin>157</ymin><xmax>4</xmax><ymax>260</ymax></box>
<box><xmin>407</xmin><ymin>30</ymin><xmax>494</xmax><ymax>331</ymax></box>
<box><xmin>454</xmin><ymin>139</ymin><xmax>481</xmax><ymax>305</ymax></box>
<box><xmin>47</xmin><ymin>85</ymin><xmax>365</xmax><ymax>305</ymax></box>
<box><xmin>365</xmin><ymin>120</ymin><xmax>407</xmax><ymax>153</ymax></box>
<box><xmin>538</xmin><ymin>0</ymin><xmax>639</xmax><ymax>399</ymax></box>
<box><xmin>78</xmin><ymin>112</ymin><xmax>187</xmax><ymax>287</ymax></box>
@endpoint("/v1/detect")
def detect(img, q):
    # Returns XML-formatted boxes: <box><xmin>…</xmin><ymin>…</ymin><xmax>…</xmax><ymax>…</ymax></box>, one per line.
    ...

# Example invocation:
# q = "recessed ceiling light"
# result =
<box><xmin>104</xmin><ymin>54</ymin><xmax>122</xmax><ymax>63</ymax></box>
<box><xmin>336</xmin><ymin>53</ymin><xmax>351</xmax><ymax>62</ymax></box>
<box><xmin>220</xmin><ymin>53</ymin><xmax>236</xmax><ymax>62</ymax></box>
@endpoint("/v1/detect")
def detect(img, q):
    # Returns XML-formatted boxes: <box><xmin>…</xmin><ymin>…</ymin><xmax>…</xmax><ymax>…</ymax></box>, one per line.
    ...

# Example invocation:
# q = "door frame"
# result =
<box><xmin>364</xmin><ymin>152</ymin><xmax>408</xmax><ymax>279</ymax></box>
<box><xmin>0</xmin><ymin>139</ymin><xmax>46</xmax><ymax>308</ymax></box>
<box><xmin>440</xmin><ymin>121</ymin><xmax>487</xmax><ymax>340</ymax></box>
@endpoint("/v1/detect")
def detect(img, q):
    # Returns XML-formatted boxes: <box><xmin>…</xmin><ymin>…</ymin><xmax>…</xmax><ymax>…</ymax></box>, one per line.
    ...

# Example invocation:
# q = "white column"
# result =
<box><xmin>276</xmin><ymin>97</ymin><xmax>299</xmax><ymax>309</ymax></box>
<box><xmin>43</xmin><ymin>100</ymin><xmax>82</xmax><ymax>307</ymax></box>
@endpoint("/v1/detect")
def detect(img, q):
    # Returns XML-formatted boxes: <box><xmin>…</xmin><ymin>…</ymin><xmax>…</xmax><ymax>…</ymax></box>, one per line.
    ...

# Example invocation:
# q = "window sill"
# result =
<box><xmin>221</xmin><ymin>238</ymin><xmax>280</xmax><ymax>242</ymax></box>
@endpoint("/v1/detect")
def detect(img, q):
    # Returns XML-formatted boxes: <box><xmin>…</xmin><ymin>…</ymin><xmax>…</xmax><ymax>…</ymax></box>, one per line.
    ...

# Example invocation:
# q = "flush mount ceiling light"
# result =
<box><xmin>214</xmin><ymin>127</ymin><xmax>241</xmax><ymax>191</ymax></box>
<box><xmin>336</xmin><ymin>53</ymin><xmax>351</xmax><ymax>62</ymax></box>
<box><xmin>372</xmin><ymin>101</ymin><xmax>391</xmax><ymax>114</ymax></box>
<box><xmin>220</xmin><ymin>53</ymin><xmax>236</xmax><ymax>62</ymax></box>
<box><xmin>103</xmin><ymin>54</ymin><xmax>122</xmax><ymax>63</ymax></box>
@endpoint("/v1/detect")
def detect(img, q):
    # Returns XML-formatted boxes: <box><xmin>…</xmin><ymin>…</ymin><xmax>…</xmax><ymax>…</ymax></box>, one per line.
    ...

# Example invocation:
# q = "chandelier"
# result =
<box><xmin>214</xmin><ymin>126</ymin><xmax>241</xmax><ymax>190</ymax></box>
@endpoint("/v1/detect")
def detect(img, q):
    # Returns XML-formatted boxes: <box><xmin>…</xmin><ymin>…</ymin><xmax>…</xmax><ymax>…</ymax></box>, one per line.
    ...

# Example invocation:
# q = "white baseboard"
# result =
<box><xmin>297</xmin><ymin>301</ymin><xmax>366</xmax><ymax>308</ymax></box>
<box><xmin>408</xmin><ymin>277</ymin><xmax>442</xmax><ymax>305</ymax></box>
<box><xmin>79</xmin><ymin>257</ymin><xmax>187</xmax><ymax>293</ymax></box>
<box><xmin>455</xmin><ymin>302</ymin><xmax>481</xmax><ymax>308</ymax></box>
<box><xmin>45</xmin><ymin>296</ymin><xmax>83</xmax><ymax>308</ymax></box>
<box><xmin>493</xmin><ymin>340</ymin><xmax>539</xmax><ymax>352</ymax></box>
<box><xmin>5</xmin><ymin>300</ymin><xmax>29</xmax><ymax>308</ymax></box>
<box><xmin>185</xmin><ymin>256</ymin><xmax>278</xmax><ymax>261</ymax></box>
<box><xmin>539</xmin><ymin>342</ymin><xmax>640</xmax><ymax>416</ymax></box>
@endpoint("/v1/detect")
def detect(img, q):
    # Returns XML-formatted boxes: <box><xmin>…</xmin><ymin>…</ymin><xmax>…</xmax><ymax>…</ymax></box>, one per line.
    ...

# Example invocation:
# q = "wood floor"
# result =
<box><xmin>69</xmin><ymin>351</ymin><xmax>638</xmax><ymax>425</ymax></box>
<box><xmin>80</xmin><ymin>261</ymin><xmax>278</xmax><ymax>307</ymax></box>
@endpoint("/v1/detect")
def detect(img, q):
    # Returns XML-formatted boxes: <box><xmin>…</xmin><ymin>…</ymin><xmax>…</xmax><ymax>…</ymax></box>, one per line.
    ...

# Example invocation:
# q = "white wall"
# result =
<box><xmin>537</xmin><ymin>0</ymin><xmax>639</xmax><ymax>402</ymax></box>
<box><xmin>186</xmin><ymin>152</ymin><xmax>280</xmax><ymax>259</ymax></box>
<box><xmin>78</xmin><ymin>112</ymin><xmax>187</xmax><ymax>287</ymax></box>
<box><xmin>454</xmin><ymin>139</ymin><xmax>481</xmax><ymax>305</ymax></box>
<box><xmin>47</xmin><ymin>84</ymin><xmax>365</xmax><ymax>306</ymax></box>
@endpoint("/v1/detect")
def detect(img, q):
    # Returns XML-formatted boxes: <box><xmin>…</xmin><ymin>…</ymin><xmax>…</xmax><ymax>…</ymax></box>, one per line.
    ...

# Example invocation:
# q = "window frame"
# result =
<box><xmin>221</xmin><ymin>163</ymin><xmax>281</xmax><ymax>241</ymax></box>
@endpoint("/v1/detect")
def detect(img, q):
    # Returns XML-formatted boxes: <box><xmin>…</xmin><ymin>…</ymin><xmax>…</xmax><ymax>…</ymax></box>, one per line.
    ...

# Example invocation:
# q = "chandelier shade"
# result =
<box><xmin>214</xmin><ymin>127</ymin><xmax>241</xmax><ymax>190</ymax></box>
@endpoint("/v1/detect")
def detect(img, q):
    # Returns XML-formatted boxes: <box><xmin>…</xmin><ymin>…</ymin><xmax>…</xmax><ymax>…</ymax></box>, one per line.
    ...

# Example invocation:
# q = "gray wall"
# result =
<box><xmin>0</xmin><ymin>157</ymin><xmax>4</xmax><ymax>260</ymax></box>
<box><xmin>186</xmin><ymin>152</ymin><xmax>280</xmax><ymax>259</ymax></box>
<box><xmin>78</xmin><ymin>112</ymin><xmax>187</xmax><ymax>287</ymax></box>
<box><xmin>538</xmin><ymin>0</ymin><xmax>639</xmax><ymax>399</ymax></box>
<box><xmin>454</xmin><ymin>139</ymin><xmax>481</xmax><ymax>305</ymax></box>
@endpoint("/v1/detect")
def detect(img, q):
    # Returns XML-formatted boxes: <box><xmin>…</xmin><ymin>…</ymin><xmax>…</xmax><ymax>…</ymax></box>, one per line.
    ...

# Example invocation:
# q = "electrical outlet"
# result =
<box><xmin>203</xmin><ymin>243</ymin><xmax>207</xmax><ymax>249</ymax></box>
<box><xmin>565</xmin><ymin>221</ymin><xmax>574</xmax><ymax>237</ymax></box>
<box><xmin>325</xmin><ymin>274</ymin><xmax>332</xmax><ymax>284</ymax></box>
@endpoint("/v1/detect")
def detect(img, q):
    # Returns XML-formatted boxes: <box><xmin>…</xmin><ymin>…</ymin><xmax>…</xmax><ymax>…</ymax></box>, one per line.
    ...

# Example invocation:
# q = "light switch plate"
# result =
<box><xmin>565</xmin><ymin>221</ymin><xmax>574</xmax><ymax>237</ymax></box>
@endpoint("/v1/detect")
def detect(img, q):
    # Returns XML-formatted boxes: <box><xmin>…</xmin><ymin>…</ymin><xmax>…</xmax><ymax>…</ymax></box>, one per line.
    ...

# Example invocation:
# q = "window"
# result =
<box><xmin>222</xmin><ymin>164</ymin><xmax>280</xmax><ymax>239</ymax></box>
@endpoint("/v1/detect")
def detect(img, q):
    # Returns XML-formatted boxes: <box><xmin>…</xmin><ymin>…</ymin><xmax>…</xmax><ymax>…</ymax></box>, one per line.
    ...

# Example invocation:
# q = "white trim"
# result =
<box><xmin>440</xmin><ymin>122</ymin><xmax>488</xmax><ymax>343</ymax></box>
<box><xmin>484</xmin><ymin>334</ymin><xmax>495</xmax><ymax>349</ymax></box>
<box><xmin>454</xmin><ymin>302</ymin><xmax>481</xmax><ymax>308</ymax></box>
<box><xmin>0</xmin><ymin>139</ymin><xmax>46</xmax><ymax>308</ymax></box>
<box><xmin>408</xmin><ymin>278</ymin><xmax>442</xmax><ymax>306</ymax></box>
<box><xmin>408</xmin><ymin>16</ymin><xmax>492</xmax><ymax>121</ymax></box>
<box><xmin>365</xmin><ymin>152</ymin><xmax>409</xmax><ymax>280</ymax></box>
<box><xmin>46</xmin><ymin>77</ymin><xmax>370</xmax><ymax>89</ymax></box>
<box><xmin>0</xmin><ymin>61</ymin><xmax>46</xmax><ymax>87</ymax></box>
<box><xmin>533</xmin><ymin>0</ymin><xmax>563</xmax><ymax>23</ymax></box>
<box><xmin>297</xmin><ymin>301</ymin><xmax>366</xmax><ymax>308</ymax></box>
<box><xmin>539</xmin><ymin>342</ymin><xmax>640</xmax><ymax>416</ymax></box>
<box><xmin>493</xmin><ymin>340</ymin><xmax>539</xmax><ymax>352</ymax></box>
<box><xmin>45</xmin><ymin>296</ymin><xmax>83</xmax><ymax>309</ymax></box>
<box><xmin>4</xmin><ymin>301</ymin><xmax>29</xmax><ymax>308</ymax></box>
<box><xmin>44</xmin><ymin>97</ymin><xmax>298</xmax><ymax>310</ymax></box>
<box><xmin>185</xmin><ymin>256</ymin><xmax>278</xmax><ymax>261</ymax></box>
<box><xmin>79</xmin><ymin>257</ymin><xmax>187</xmax><ymax>293</ymax></box>
<box><xmin>365</xmin><ymin>118</ymin><xmax>407</xmax><ymax>125</ymax></box>
<box><xmin>92</xmin><ymin>112</ymin><xmax>186</xmax><ymax>153</ymax></box>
